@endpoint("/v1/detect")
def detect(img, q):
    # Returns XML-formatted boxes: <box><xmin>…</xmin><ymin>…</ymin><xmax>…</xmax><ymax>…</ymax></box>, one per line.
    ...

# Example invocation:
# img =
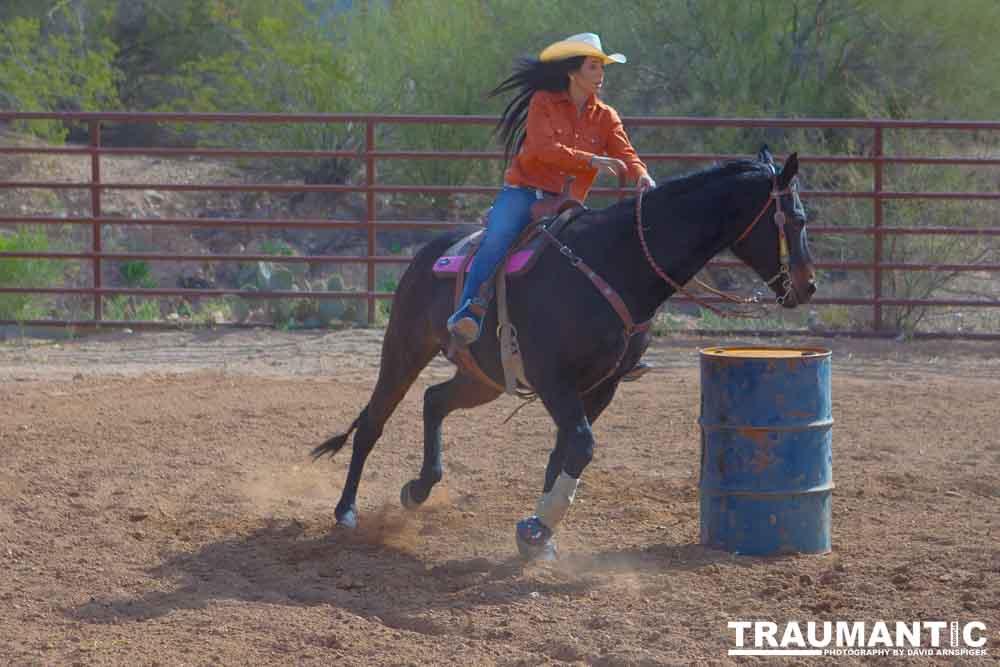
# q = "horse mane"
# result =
<box><xmin>597</xmin><ymin>159</ymin><xmax>766</xmax><ymax>221</ymax></box>
<box><xmin>656</xmin><ymin>159</ymin><xmax>765</xmax><ymax>197</ymax></box>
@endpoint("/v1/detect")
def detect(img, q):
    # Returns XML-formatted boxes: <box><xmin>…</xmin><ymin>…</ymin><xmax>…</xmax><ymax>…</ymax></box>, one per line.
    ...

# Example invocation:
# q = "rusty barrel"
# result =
<box><xmin>699</xmin><ymin>347</ymin><xmax>833</xmax><ymax>555</ymax></box>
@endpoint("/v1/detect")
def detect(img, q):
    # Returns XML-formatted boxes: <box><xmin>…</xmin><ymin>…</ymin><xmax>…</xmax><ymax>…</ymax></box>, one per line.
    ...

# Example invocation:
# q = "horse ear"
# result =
<box><xmin>779</xmin><ymin>152</ymin><xmax>799</xmax><ymax>189</ymax></box>
<box><xmin>757</xmin><ymin>145</ymin><xmax>773</xmax><ymax>164</ymax></box>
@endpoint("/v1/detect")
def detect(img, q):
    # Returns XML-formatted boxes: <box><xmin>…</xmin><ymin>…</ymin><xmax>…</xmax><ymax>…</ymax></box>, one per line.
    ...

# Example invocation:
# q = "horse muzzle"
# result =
<box><xmin>774</xmin><ymin>263</ymin><xmax>816</xmax><ymax>308</ymax></box>
<box><xmin>784</xmin><ymin>266</ymin><xmax>817</xmax><ymax>307</ymax></box>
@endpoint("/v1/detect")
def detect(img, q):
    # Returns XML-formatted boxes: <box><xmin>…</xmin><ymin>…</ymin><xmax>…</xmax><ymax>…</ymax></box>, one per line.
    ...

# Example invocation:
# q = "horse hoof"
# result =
<box><xmin>515</xmin><ymin>516</ymin><xmax>558</xmax><ymax>561</ymax></box>
<box><xmin>335</xmin><ymin>507</ymin><xmax>358</xmax><ymax>529</ymax></box>
<box><xmin>516</xmin><ymin>531</ymin><xmax>558</xmax><ymax>561</ymax></box>
<box><xmin>400</xmin><ymin>479</ymin><xmax>429</xmax><ymax>510</ymax></box>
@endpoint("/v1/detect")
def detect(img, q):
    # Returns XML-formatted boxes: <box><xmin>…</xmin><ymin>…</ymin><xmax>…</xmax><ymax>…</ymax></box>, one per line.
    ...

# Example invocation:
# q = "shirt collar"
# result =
<box><xmin>553</xmin><ymin>90</ymin><xmax>600</xmax><ymax>111</ymax></box>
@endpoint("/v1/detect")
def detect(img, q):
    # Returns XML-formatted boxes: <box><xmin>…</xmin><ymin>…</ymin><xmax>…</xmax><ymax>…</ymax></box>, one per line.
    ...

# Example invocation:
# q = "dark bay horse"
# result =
<box><xmin>312</xmin><ymin>146</ymin><xmax>816</xmax><ymax>559</ymax></box>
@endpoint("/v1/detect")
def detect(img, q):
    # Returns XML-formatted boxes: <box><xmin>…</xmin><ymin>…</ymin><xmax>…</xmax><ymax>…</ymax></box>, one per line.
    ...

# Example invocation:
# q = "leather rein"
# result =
<box><xmin>534</xmin><ymin>170</ymin><xmax>795</xmax><ymax>391</ymax></box>
<box><xmin>453</xmin><ymin>170</ymin><xmax>797</xmax><ymax>397</ymax></box>
<box><xmin>635</xmin><ymin>168</ymin><xmax>797</xmax><ymax>315</ymax></box>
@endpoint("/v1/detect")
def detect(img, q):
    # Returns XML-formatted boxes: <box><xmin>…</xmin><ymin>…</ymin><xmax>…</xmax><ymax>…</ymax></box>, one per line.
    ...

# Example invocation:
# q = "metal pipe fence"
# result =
<box><xmin>1</xmin><ymin>111</ymin><xmax>998</xmax><ymax>337</ymax></box>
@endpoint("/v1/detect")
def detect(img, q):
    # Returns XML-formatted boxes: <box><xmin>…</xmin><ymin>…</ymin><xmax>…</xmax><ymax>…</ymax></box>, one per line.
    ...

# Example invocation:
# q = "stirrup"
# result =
<box><xmin>448</xmin><ymin>314</ymin><xmax>481</xmax><ymax>345</ymax></box>
<box><xmin>447</xmin><ymin>298</ymin><xmax>486</xmax><ymax>345</ymax></box>
<box><xmin>622</xmin><ymin>360</ymin><xmax>652</xmax><ymax>382</ymax></box>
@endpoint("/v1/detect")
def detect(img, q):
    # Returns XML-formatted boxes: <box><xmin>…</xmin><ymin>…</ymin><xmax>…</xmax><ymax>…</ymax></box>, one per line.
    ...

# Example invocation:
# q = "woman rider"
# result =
<box><xmin>447</xmin><ymin>32</ymin><xmax>656</xmax><ymax>363</ymax></box>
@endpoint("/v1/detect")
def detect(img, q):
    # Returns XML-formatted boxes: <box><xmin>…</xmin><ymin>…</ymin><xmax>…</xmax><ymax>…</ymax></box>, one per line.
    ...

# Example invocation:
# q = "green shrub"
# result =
<box><xmin>0</xmin><ymin>227</ymin><xmax>62</xmax><ymax>321</ymax></box>
<box><xmin>118</xmin><ymin>260</ymin><xmax>156</xmax><ymax>288</ymax></box>
<box><xmin>104</xmin><ymin>295</ymin><xmax>160</xmax><ymax>322</ymax></box>
<box><xmin>0</xmin><ymin>14</ymin><xmax>120</xmax><ymax>142</ymax></box>
<box><xmin>259</xmin><ymin>240</ymin><xmax>296</xmax><ymax>257</ymax></box>
<box><xmin>373</xmin><ymin>276</ymin><xmax>399</xmax><ymax>326</ymax></box>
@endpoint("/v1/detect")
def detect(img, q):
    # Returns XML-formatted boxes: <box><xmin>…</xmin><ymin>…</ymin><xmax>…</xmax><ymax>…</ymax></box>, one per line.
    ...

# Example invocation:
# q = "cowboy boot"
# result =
<box><xmin>447</xmin><ymin>296</ymin><xmax>488</xmax><ymax>345</ymax></box>
<box><xmin>447</xmin><ymin>185</ymin><xmax>537</xmax><ymax>345</ymax></box>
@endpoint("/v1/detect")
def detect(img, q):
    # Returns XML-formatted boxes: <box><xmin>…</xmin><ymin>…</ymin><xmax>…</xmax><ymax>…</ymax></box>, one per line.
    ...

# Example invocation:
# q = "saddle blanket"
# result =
<box><xmin>432</xmin><ymin>229</ymin><xmax>543</xmax><ymax>279</ymax></box>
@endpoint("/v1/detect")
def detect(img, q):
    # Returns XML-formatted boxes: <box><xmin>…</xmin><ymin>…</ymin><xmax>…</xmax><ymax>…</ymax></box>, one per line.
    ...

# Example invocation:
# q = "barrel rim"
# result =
<box><xmin>699</xmin><ymin>345</ymin><xmax>832</xmax><ymax>359</ymax></box>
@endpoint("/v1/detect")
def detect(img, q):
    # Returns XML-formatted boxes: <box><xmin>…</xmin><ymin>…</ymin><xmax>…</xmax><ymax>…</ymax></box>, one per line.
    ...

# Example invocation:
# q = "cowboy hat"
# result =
<box><xmin>539</xmin><ymin>32</ymin><xmax>626</xmax><ymax>65</ymax></box>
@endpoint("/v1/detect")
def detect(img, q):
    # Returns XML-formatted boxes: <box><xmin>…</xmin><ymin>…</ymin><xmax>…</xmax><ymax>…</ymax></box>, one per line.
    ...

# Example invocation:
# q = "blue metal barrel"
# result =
<box><xmin>699</xmin><ymin>347</ymin><xmax>833</xmax><ymax>555</ymax></box>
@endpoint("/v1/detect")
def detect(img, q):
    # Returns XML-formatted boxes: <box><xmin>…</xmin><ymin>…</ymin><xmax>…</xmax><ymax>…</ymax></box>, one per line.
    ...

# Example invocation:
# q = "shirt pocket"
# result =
<box><xmin>549</xmin><ymin>121</ymin><xmax>572</xmax><ymax>143</ymax></box>
<box><xmin>582</xmin><ymin>128</ymin><xmax>605</xmax><ymax>152</ymax></box>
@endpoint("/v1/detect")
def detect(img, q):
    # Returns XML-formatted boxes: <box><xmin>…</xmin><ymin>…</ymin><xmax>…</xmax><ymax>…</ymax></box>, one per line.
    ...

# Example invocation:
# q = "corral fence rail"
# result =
<box><xmin>1</xmin><ymin>111</ymin><xmax>998</xmax><ymax>339</ymax></box>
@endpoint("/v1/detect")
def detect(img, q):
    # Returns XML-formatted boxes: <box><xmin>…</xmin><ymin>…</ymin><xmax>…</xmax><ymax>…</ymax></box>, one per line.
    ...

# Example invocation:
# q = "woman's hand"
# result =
<box><xmin>590</xmin><ymin>155</ymin><xmax>627</xmax><ymax>179</ymax></box>
<box><xmin>636</xmin><ymin>174</ymin><xmax>656</xmax><ymax>193</ymax></box>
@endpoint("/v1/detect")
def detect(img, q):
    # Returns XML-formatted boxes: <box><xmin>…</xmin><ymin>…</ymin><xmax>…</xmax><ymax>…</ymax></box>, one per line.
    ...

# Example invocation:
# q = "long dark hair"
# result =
<box><xmin>490</xmin><ymin>56</ymin><xmax>586</xmax><ymax>163</ymax></box>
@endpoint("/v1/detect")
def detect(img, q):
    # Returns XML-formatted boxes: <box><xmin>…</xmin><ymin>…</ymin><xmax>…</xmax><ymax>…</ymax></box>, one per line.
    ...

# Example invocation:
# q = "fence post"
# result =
<box><xmin>89</xmin><ymin>120</ymin><xmax>103</xmax><ymax>323</ymax></box>
<box><xmin>365</xmin><ymin>120</ymin><xmax>376</xmax><ymax>325</ymax></box>
<box><xmin>872</xmin><ymin>125</ymin><xmax>883</xmax><ymax>332</ymax></box>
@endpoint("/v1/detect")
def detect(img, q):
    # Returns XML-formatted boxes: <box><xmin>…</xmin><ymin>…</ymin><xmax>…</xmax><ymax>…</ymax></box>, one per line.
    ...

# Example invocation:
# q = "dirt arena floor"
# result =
<box><xmin>1</xmin><ymin>328</ymin><xmax>998</xmax><ymax>665</ymax></box>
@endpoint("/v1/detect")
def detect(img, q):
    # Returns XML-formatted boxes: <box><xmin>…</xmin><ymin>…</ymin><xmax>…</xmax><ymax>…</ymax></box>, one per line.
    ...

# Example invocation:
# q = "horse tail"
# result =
<box><xmin>310</xmin><ymin>408</ymin><xmax>366</xmax><ymax>460</ymax></box>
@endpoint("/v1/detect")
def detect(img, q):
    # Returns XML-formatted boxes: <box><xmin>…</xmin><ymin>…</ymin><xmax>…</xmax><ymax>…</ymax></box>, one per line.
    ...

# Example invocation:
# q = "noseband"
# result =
<box><xmin>635</xmin><ymin>166</ymin><xmax>798</xmax><ymax>312</ymax></box>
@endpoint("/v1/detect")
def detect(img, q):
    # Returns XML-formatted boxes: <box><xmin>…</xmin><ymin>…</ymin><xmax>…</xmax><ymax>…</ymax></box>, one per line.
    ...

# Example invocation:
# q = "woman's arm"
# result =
<box><xmin>605</xmin><ymin>108</ymin><xmax>650</xmax><ymax>185</ymax></box>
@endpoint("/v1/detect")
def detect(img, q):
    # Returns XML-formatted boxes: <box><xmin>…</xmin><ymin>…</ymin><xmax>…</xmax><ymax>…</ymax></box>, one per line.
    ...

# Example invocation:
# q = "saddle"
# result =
<box><xmin>431</xmin><ymin>204</ymin><xmax>584</xmax><ymax>280</ymax></box>
<box><xmin>437</xmin><ymin>176</ymin><xmax>651</xmax><ymax>399</ymax></box>
<box><xmin>434</xmin><ymin>184</ymin><xmax>586</xmax><ymax>397</ymax></box>
<box><xmin>432</xmin><ymin>178</ymin><xmax>585</xmax><ymax>280</ymax></box>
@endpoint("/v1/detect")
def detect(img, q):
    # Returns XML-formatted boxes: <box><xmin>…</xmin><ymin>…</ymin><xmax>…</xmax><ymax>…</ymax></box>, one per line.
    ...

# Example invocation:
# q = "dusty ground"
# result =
<box><xmin>1</xmin><ymin>329</ymin><xmax>998</xmax><ymax>666</ymax></box>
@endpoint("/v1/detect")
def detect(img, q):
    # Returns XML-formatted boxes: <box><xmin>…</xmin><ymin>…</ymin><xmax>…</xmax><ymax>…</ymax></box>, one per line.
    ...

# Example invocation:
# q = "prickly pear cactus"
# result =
<box><xmin>317</xmin><ymin>273</ymin><xmax>365</xmax><ymax>325</ymax></box>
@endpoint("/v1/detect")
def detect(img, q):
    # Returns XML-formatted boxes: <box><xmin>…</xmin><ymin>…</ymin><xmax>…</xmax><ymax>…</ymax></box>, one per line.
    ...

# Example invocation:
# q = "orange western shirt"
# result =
<box><xmin>504</xmin><ymin>89</ymin><xmax>648</xmax><ymax>202</ymax></box>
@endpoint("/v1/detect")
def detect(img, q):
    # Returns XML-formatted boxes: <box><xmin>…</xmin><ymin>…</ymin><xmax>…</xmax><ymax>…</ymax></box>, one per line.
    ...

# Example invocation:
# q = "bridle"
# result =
<box><xmin>635</xmin><ymin>165</ymin><xmax>799</xmax><ymax>314</ymax></box>
<box><xmin>733</xmin><ymin>165</ymin><xmax>797</xmax><ymax>305</ymax></box>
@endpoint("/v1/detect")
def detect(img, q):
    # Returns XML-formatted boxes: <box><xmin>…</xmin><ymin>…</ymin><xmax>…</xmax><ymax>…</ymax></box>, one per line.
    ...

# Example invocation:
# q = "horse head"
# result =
<box><xmin>729</xmin><ymin>146</ymin><xmax>817</xmax><ymax>307</ymax></box>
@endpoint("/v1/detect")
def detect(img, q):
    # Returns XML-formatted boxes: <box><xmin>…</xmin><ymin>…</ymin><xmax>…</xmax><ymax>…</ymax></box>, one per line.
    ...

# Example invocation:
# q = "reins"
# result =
<box><xmin>453</xmin><ymin>166</ymin><xmax>799</xmax><ymax>407</ymax></box>
<box><xmin>634</xmin><ymin>168</ymin><xmax>795</xmax><ymax>316</ymax></box>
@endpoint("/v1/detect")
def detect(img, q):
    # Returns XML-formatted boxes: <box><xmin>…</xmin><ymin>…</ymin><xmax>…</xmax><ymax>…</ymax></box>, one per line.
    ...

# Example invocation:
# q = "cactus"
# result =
<box><xmin>318</xmin><ymin>273</ymin><xmax>354</xmax><ymax>325</ymax></box>
<box><xmin>254</xmin><ymin>261</ymin><xmax>273</xmax><ymax>288</ymax></box>
<box><xmin>232</xmin><ymin>296</ymin><xmax>252</xmax><ymax>322</ymax></box>
<box><xmin>269</xmin><ymin>267</ymin><xmax>294</xmax><ymax>291</ymax></box>
<box><xmin>236</xmin><ymin>266</ymin><xmax>256</xmax><ymax>290</ymax></box>
<box><xmin>235</xmin><ymin>262</ymin><xmax>300</xmax><ymax>326</ymax></box>
<box><xmin>327</xmin><ymin>274</ymin><xmax>346</xmax><ymax>291</ymax></box>
<box><xmin>265</xmin><ymin>268</ymin><xmax>295</xmax><ymax>325</ymax></box>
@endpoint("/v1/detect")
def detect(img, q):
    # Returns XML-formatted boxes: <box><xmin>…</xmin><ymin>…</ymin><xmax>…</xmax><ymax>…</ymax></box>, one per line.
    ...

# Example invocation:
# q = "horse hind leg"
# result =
<box><xmin>312</xmin><ymin>332</ymin><xmax>440</xmax><ymax>529</ymax></box>
<box><xmin>401</xmin><ymin>372</ymin><xmax>501</xmax><ymax>509</ymax></box>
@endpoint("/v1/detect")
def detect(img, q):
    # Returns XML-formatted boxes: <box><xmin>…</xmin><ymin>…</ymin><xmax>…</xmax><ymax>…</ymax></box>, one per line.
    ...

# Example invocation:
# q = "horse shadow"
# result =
<box><xmin>65</xmin><ymin>515</ymin><xmax>749</xmax><ymax>628</ymax></box>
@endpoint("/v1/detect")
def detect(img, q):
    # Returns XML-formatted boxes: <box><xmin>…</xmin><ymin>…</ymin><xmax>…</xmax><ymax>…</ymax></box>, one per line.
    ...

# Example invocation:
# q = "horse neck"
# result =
<box><xmin>647</xmin><ymin>188</ymin><xmax>733</xmax><ymax>306</ymax></box>
<box><xmin>578</xmin><ymin>178</ymin><xmax>757</xmax><ymax>323</ymax></box>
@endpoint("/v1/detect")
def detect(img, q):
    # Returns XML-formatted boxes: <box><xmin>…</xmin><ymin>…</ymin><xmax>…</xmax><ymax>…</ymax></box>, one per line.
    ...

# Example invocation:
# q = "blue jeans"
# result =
<box><xmin>457</xmin><ymin>185</ymin><xmax>539</xmax><ymax>310</ymax></box>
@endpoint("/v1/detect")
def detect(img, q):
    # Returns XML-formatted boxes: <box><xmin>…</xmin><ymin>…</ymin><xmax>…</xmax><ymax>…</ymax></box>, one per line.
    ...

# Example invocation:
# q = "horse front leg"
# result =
<box><xmin>517</xmin><ymin>387</ymin><xmax>595</xmax><ymax>561</ymax></box>
<box><xmin>539</xmin><ymin>378</ymin><xmax>620</xmax><ymax>491</ymax></box>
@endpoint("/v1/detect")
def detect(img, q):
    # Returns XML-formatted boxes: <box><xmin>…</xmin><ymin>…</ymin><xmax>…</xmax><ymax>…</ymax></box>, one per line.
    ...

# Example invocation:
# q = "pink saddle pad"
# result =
<box><xmin>433</xmin><ymin>250</ymin><xmax>534</xmax><ymax>276</ymax></box>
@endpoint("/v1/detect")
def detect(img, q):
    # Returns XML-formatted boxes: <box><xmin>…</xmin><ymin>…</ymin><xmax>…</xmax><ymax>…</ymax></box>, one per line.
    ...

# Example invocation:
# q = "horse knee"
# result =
<box><xmin>562</xmin><ymin>423</ymin><xmax>595</xmax><ymax>478</ymax></box>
